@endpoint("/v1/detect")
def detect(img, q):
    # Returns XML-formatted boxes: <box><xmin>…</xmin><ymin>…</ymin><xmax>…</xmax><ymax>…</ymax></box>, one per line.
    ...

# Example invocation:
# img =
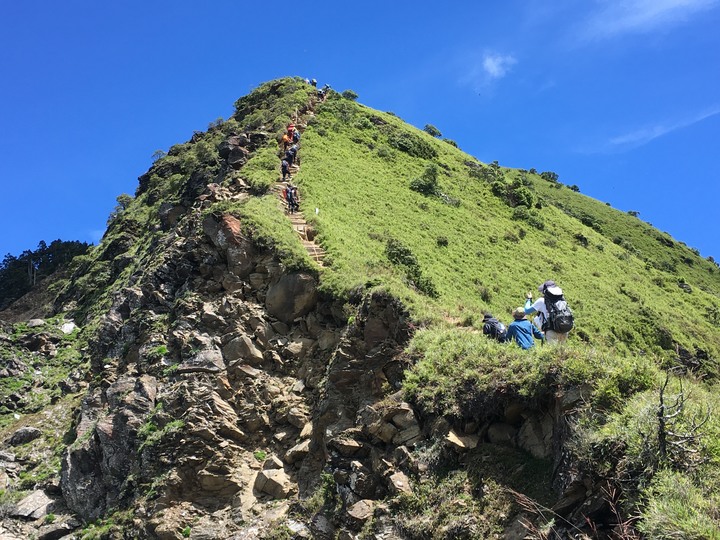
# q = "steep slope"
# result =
<box><xmin>0</xmin><ymin>77</ymin><xmax>718</xmax><ymax>539</ymax></box>
<box><xmin>298</xmin><ymin>95</ymin><xmax>720</xmax><ymax>363</ymax></box>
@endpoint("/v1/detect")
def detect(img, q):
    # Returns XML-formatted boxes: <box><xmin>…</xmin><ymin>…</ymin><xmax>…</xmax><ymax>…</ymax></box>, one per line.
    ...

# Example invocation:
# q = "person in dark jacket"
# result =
<box><xmin>281</xmin><ymin>159</ymin><xmax>290</xmax><ymax>180</ymax></box>
<box><xmin>482</xmin><ymin>312</ymin><xmax>507</xmax><ymax>343</ymax></box>
<box><xmin>505</xmin><ymin>307</ymin><xmax>544</xmax><ymax>350</ymax></box>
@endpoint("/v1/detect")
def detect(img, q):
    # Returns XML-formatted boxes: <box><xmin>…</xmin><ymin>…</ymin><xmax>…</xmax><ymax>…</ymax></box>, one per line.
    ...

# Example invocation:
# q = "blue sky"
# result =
<box><xmin>1</xmin><ymin>1</ymin><xmax>718</xmax><ymax>259</ymax></box>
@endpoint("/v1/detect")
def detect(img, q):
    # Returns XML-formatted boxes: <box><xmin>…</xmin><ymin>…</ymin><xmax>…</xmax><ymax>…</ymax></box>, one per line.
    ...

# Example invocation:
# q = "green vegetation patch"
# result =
<box><xmin>404</xmin><ymin>328</ymin><xmax>660</xmax><ymax>419</ymax></box>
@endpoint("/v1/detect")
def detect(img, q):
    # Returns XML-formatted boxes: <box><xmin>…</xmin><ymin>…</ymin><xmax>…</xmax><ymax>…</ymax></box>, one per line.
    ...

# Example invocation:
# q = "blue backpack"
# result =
<box><xmin>292</xmin><ymin>129</ymin><xmax>300</xmax><ymax>143</ymax></box>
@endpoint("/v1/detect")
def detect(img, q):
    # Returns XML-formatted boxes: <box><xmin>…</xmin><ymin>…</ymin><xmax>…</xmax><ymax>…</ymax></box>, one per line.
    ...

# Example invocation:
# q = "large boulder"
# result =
<box><xmin>265</xmin><ymin>274</ymin><xmax>318</xmax><ymax>324</ymax></box>
<box><xmin>227</xmin><ymin>146</ymin><xmax>250</xmax><ymax>169</ymax></box>
<box><xmin>9</xmin><ymin>426</ymin><xmax>42</xmax><ymax>446</ymax></box>
<box><xmin>254</xmin><ymin>469</ymin><xmax>294</xmax><ymax>499</ymax></box>
<box><xmin>223</xmin><ymin>335</ymin><xmax>264</xmax><ymax>365</ymax></box>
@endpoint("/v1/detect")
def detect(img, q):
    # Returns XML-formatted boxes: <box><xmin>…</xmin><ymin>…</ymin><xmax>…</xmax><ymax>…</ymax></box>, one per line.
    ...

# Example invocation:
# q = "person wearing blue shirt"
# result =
<box><xmin>506</xmin><ymin>307</ymin><xmax>544</xmax><ymax>349</ymax></box>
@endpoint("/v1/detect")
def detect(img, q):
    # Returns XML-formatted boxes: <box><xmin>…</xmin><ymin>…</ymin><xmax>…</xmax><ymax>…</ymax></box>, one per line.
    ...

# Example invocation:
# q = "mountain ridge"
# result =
<box><xmin>0</xmin><ymin>76</ymin><xmax>718</xmax><ymax>539</ymax></box>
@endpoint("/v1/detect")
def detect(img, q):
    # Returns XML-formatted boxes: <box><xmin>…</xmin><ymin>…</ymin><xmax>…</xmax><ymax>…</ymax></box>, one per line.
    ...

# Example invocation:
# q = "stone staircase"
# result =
<box><xmin>274</xmin><ymin>175</ymin><xmax>326</xmax><ymax>267</ymax></box>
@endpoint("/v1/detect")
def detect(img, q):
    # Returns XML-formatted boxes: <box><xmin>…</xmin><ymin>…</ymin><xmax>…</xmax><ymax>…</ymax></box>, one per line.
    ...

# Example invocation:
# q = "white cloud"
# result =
<box><xmin>482</xmin><ymin>53</ymin><xmax>517</xmax><ymax>80</ymax></box>
<box><xmin>607</xmin><ymin>106</ymin><xmax>720</xmax><ymax>150</ymax></box>
<box><xmin>458</xmin><ymin>51</ymin><xmax>518</xmax><ymax>94</ymax></box>
<box><xmin>583</xmin><ymin>0</ymin><xmax>719</xmax><ymax>39</ymax></box>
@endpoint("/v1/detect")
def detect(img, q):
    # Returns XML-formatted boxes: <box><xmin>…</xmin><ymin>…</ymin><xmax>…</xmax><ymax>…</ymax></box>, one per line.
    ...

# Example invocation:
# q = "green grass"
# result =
<box><xmin>291</xmin><ymin>94</ymin><xmax>720</xmax><ymax>360</ymax></box>
<box><xmin>403</xmin><ymin>328</ymin><xmax>660</xmax><ymax>419</ymax></box>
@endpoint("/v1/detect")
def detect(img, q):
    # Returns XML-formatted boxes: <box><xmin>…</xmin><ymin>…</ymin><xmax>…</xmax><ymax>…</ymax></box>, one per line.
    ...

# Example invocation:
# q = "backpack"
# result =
<box><xmin>543</xmin><ymin>288</ymin><xmax>574</xmax><ymax>333</ymax></box>
<box><xmin>292</xmin><ymin>129</ymin><xmax>300</xmax><ymax>143</ymax></box>
<box><xmin>483</xmin><ymin>318</ymin><xmax>507</xmax><ymax>342</ymax></box>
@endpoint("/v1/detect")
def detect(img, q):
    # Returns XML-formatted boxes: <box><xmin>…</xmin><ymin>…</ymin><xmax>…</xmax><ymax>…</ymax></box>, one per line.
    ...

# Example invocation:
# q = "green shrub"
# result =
<box><xmin>423</xmin><ymin>124</ymin><xmax>442</xmax><ymax>138</ymax></box>
<box><xmin>341</xmin><ymin>89</ymin><xmax>359</xmax><ymax>100</ymax></box>
<box><xmin>410</xmin><ymin>165</ymin><xmax>439</xmax><ymax>196</ymax></box>
<box><xmin>387</xmin><ymin>129</ymin><xmax>437</xmax><ymax>159</ymax></box>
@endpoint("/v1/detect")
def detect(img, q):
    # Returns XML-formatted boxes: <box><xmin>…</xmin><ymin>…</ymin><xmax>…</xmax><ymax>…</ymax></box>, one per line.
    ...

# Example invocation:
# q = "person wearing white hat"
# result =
<box><xmin>524</xmin><ymin>279</ymin><xmax>569</xmax><ymax>344</ymax></box>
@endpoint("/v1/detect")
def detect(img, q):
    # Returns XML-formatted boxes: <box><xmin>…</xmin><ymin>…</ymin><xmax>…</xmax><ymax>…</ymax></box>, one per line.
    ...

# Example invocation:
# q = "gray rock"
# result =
<box><xmin>254</xmin><ymin>469</ymin><xmax>293</xmax><ymax>499</ymax></box>
<box><xmin>223</xmin><ymin>335</ymin><xmax>264</xmax><ymax>364</ymax></box>
<box><xmin>12</xmin><ymin>490</ymin><xmax>54</xmax><ymax>519</ymax></box>
<box><xmin>346</xmin><ymin>499</ymin><xmax>375</xmax><ymax>530</ymax></box>
<box><xmin>9</xmin><ymin>426</ymin><xmax>42</xmax><ymax>446</ymax></box>
<box><xmin>392</xmin><ymin>425</ymin><xmax>422</xmax><ymax>447</ymax></box>
<box><xmin>388</xmin><ymin>471</ymin><xmax>413</xmax><ymax>495</ymax></box>
<box><xmin>487</xmin><ymin>423</ymin><xmax>518</xmax><ymax>446</ymax></box>
<box><xmin>60</xmin><ymin>321</ymin><xmax>77</xmax><ymax>334</ymax></box>
<box><xmin>37</xmin><ymin>520</ymin><xmax>80</xmax><ymax>540</ymax></box>
<box><xmin>177</xmin><ymin>348</ymin><xmax>225</xmax><ymax>373</ymax></box>
<box><xmin>446</xmin><ymin>429</ymin><xmax>479</xmax><ymax>451</ymax></box>
<box><xmin>227</xmin><ymin>243</ymin><xmax>255</xmax><ymax>278</ymax></box>
<box><xmin>228</xmin><ymin>146</ymin><xmax>249</xmax><ymax>169</ymax></box>
<box><xmin>27</xmin><ymin>319</ymin><xmax>46</xmax><ymax>328</ymax></box>
<box><xmin>262</xmin><ymin>455</ymin><xmax>284</xmax><ymax>470</ymax></box>
<box><xmin>265</xmin><ymin>274</ymin><xmax>318</xmax><ymax>324</ymax></box>
<box><xmin>285</xmin><ymin>439</ymin><xmax>310</xmax><ymax>464</ymax></box>
<box><xmin>0</xmin><ymin>450</ymin><xmax>16</xmax><ymax>462</ymax></box>
<box><xmin>517</xmin><ymin>414</ymin><xmax>554</xmax><ymax>459</ymax></box>
<box><xmin>330</xmin><ymin>437</ymin><xmax>363</xmax><ymax>457</ymax></box>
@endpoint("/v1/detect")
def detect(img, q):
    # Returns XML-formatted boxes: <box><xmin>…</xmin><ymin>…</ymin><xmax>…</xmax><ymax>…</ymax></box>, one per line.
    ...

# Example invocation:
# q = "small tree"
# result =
<box><xmin>423</xmin><ymin>124</ymin><xmax>442</xmax><ymax>138</ymax></box>
<box><xmin>107</xmin><ymin>193</ymin><xmax>134</xmax><ymax>225</ymax></box>
<box><xmin>410</xmin><ymin>165</ymin><xmax>439</xmax><ymax>196</ymax></box>
<box><xmin>628</xmin><ymin>210</ymin><xmax>640</xmax><ymax>218</ymax></box>
<box><xmin>151</xmin><ymin>149</ymin><xmax>167</xmax><ymax>162</ymax></box>
<box><xmin>540</xmin><ymin>171</ymin><xmax>559</xmax><ymax>183</ymax></box>
<box><xmin>341</xmin><ymin>89</ymin><xmax>358</xmax><ymax>101</ymax></box>
<box><xmin>569</xmin><ymin>184</ymin><xmax>580</xmax><ymax>192</ymax></box>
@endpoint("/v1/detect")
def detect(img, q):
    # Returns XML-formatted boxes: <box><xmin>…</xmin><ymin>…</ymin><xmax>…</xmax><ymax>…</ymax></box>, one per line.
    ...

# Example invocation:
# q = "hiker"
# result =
<box><xmin>524</xmin><ymin>280</ymin><xmax>573</xmax><ymax>344</ymax></box>
<box><xmin>506</xmin><ymin>307</ymin><xmax>544</xmax><ymax>350</ymax></box>
<box><xmin>292</xmin><ymin>126</ymin><xmax>301</xmax><ymax>144</ymax></box>
<box><xmin>285</xmin><ymin>183</ymin><xmax>299</xmax><ymax>213</ymax></box>
<box><xmin>310</xmin><ymin>78</ymin><xmax>317</xmax><ymax>87</ymax></box>
<box><xmin>482</xmin><ymin>312</ymin><xmax>507</xmax><ymax>343</ymax></box>
<box><xmin>290</xmin><ymin>185</ymin><xmax>300</xmax><ymax>213</ymax></box>
<box><xmin>285</xmin><ymin>144</ymin><xmax>298</xmax><ymax>166</ymax></box>
<box><xmin>281</xmin><ymin>159</ymin><xmax>290</xmax><ymax>181</ymax></box>
<box><xmin>281</xmin><ymin>131</ymin><xmax>293</xmax><ymax>150</ymax></box>
<box><xmin>318</xmin><ymin>84</ymin><xmax>331</xmax><ymax>100</ymax></box>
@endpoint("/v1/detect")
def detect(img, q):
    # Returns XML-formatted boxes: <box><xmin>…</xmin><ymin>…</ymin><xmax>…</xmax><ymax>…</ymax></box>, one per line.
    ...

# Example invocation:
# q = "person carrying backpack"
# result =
<box><xmin>285</xmin><ymin>184</ymin><xmax>296</xmax><ymax>213</ymax></box>
<box><xmin>482</xmin><ymin>312</ymin><xmax>507</xmax><ymax>343</ymax></box>
<box><xmin>506</xmin><ymin>307</ymin><xmax>544</xmax><ymax>350</ymax></box>
<box><xmin>281</xmin><ymin>159</ymin><xmax>290</xmax><ymax>181</ymax></box>
<box><xmin>290</xmin><ymin>185</ymin><xmax>300</xmax><ymax>213</ymax></box>
<box><xmin>524</xmin><ymin>280</ymin><xmax>573</xmax><ymax>343</ymax></box>
<box><xmin>284</xmin><ymin>146</ymin><xmax>297</xmax><ymax>166</ymax></box>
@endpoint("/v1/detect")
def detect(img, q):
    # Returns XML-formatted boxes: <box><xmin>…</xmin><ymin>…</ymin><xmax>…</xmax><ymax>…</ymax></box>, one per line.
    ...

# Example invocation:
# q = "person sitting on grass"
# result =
<box><xmin>505</xmin><ymin>307</ymin><xmax>544</xmax><ymax>350</ymax></box>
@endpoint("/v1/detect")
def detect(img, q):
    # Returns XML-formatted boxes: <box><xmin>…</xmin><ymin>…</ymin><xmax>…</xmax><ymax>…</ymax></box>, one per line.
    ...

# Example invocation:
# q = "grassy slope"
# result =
<box><xmin>294</xmin><ymin>94</ymin><xmax>720</xmax><ymax>360</ymax></box>
<box><xmin>288</xmin><ymin>91</ymin><xmax>720</xmax><ymax>535</ymax></box>
<box><xmin>23</xmin><ymin>78</ymin><xmax>718</xmax><ymax>535</ymax></box>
